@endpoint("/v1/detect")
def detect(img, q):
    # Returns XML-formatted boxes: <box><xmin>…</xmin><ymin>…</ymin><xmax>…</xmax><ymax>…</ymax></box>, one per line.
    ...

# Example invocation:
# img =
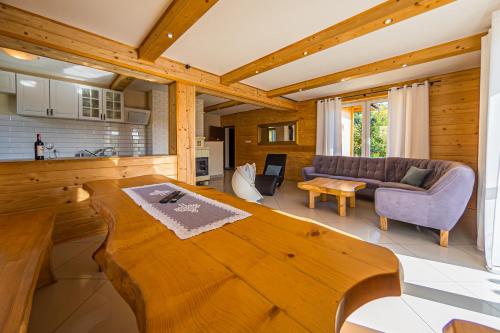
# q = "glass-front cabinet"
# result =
<box><xmin>78</xmin><ymin>85</ymin><xmax>102</xmax><ymax>121</ymax></box>
<box><xmin>103</xmin><ymin>89</ymin><xmax>124</xmax><ymax>122</ymax></box>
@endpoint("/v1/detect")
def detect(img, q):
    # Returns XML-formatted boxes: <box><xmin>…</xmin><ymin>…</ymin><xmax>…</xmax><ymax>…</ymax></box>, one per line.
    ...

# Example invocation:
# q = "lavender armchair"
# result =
<box><xmin>302</xmin><ymin>156</ymin><xmax>475</xmax><ymax>246</ymax></box>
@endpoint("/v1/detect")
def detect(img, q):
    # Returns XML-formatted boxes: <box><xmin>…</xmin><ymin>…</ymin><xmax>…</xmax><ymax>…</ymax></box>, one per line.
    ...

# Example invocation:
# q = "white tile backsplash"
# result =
<box><xmin>0</xmin><ymin>114</ymin><xmax>146</xmax><ymax>160</ymax></box>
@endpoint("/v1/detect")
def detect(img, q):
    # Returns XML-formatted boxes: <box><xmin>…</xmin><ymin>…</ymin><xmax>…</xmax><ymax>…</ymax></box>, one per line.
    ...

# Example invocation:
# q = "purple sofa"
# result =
<box><xmin>302</xmin><ymin>156</ymin><xmax>475</xmax><ymax>246</ymax></box>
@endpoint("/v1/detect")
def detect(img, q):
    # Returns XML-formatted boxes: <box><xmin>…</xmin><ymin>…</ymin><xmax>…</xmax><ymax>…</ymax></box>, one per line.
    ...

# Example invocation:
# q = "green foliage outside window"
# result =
<box><xmin>350</xmin><ymin>101</ymin><xmax>388</xmax><ymax>158</ymax></box>
<box><xmin>353</xmin><ymin>112</ymin><xmax>363</xmax><ymax>157</ymax></box>
<box><xmin>369</xmin><ymin>102</ymin><xmax>388</xmax><ymax>158</ymax></box>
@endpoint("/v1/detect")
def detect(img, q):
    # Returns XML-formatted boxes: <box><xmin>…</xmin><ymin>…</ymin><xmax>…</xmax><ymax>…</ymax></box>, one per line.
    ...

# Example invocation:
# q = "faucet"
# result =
<box><xmin>94</xmin><ymin>147</ymin><xmax>117</xmax><ymax>156</ymax></box>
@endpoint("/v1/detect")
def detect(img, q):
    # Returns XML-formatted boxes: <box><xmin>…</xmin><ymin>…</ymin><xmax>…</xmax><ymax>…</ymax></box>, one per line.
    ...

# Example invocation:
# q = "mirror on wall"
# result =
<box><xmin>258</xmin><ymin>121</ymin><xmax>297</xmax><ymax>145</ymax></box>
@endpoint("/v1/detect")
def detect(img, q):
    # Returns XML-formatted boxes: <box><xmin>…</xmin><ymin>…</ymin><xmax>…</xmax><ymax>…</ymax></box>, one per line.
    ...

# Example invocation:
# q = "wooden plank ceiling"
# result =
<box><xmin>220</xmin><ymin>0</ymin><xmax>455</xmax><ymax>85</ymax></box>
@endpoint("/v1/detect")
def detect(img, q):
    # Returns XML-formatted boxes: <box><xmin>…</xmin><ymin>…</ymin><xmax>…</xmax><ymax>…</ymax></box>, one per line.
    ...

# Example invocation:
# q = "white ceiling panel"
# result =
<box><xmin>2</xmin><ymin>0</ymin><xmax>173</xmax><ymax>46</ymax></box>
<box><xmin>244</xmin><ymin>0</ymin><xmax>500</xmax><ymax>91</ymax></box>
<box><xmin>197</xmin><ymin>94</ymin><xmax>230</xmax><ymax>107</ymax></box>
<box><xmin>165</xmin><ymin>0</ymin><xmax>384</xmax><ymax>75</ymax></box>
<box><xmin>0</xmin><ymin>51</ymin><xmax>116</xmax><ymax>85</ymax></box>
<box><xmin>285</xmin><ymin>51</ymin><xmax>481</xmax><ymax>101</ymax></box>
<box><xmin>208</xmin><ymin>103</ymin><xmax>262</xmax><ymax>116</ymax></box>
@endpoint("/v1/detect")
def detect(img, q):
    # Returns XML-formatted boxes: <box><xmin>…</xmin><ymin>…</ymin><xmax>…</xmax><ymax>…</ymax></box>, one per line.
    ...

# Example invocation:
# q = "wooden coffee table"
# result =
<box><xmin>298</xmin><ymin>177</ymin><xmax>366</xmax><ymax>216</ymax></box>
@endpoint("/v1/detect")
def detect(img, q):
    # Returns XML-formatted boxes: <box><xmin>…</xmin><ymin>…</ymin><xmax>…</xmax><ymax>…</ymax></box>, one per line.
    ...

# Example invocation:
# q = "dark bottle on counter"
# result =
<box><xmin>34</xmin><ymin>133</ymin><xmax>45</xmax><ymax>160</ymax></box>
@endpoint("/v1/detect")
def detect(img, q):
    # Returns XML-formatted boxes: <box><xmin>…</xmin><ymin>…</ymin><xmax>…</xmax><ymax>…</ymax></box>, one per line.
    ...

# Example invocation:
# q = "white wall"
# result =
<box><xmin>148</xmin><ymin>88</ymin><xmax>168</xmax><ymax>155</ymax></box>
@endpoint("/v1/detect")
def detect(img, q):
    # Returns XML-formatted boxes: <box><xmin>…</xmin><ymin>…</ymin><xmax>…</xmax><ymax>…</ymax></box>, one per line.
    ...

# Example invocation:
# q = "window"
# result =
<box><xmin>342</xmin><ymin>99</ymin><xmax>388</xmax><ymax>158</ymax></box>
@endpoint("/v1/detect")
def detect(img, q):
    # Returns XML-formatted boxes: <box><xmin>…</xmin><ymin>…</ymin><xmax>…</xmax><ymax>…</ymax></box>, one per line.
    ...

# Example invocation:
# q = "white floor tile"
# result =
<box><xmin>347</xmin><ymin>296</ymin><xmax>434</xmax><ymax>333</ymax></box>
<box><xmin>403</xmin><ymin>294</ymin><xmax>500</xmax><ymax>332</ymax></box>
<box><xmin>54</xmin><ymin>282</ymin><xmax>139</xmax><ymax>333</ymax></box>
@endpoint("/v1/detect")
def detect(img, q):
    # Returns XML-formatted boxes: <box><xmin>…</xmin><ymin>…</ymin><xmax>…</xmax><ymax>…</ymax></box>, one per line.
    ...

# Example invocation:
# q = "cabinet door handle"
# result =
<box><xmin>50</xmin><ymin>109</ymin><xmax>54</xmax><ymax>116</ymax></box>
<box><xmin>46</xmin><ymin>108</ymin><xmax>49</xmax><ymax>116</ymax></box>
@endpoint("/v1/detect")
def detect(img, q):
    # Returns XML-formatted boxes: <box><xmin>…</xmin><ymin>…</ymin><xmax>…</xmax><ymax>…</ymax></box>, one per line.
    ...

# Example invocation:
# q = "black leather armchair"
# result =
<box><xmin>255</xmin><ymin>154</ymin><xmax>287</xmax><ymax>195</ymax></box>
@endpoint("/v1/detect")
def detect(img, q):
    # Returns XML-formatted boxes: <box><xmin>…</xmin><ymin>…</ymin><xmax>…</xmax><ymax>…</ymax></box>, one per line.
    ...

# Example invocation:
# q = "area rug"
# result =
<box><xmin>123</xmin><ymin>182</ymin><xmax>251</xmax><ymax>239</ymax></box>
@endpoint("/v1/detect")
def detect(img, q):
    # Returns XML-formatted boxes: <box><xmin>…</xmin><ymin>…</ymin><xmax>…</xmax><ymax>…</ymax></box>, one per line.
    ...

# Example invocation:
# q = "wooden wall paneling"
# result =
<box><xmin>0</xmin><ymin>156</ymin><xmax>177</xmax><ymax>243</ymax></box>
<box><xmin>170</xmin><ymin>82</ymin><xmax>196</xmax><ymax>185</ymax></box>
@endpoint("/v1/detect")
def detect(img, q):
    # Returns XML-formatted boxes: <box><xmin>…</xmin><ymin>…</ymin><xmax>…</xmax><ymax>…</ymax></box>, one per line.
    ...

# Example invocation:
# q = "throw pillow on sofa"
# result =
<box><xmin>401</xmin><ymin>166</ymin><xmax>432</xmax><ymax>188</ymax></box>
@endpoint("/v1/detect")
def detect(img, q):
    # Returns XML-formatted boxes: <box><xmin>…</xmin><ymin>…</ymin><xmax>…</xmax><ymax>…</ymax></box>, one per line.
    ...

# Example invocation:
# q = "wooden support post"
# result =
<box><xmin>169</xmin><ymin>82</ymin><xmax>196</xmax><ymax>185</ymax></box>
<box><xmin>440</xmin><ymin>230</ymin><xmax>449</xmax><ymax>247</ymax></box>
<box><xmin>380</xmin><ymin>216</ymin><xmax>388</xmax><ymax>231</ymax></box>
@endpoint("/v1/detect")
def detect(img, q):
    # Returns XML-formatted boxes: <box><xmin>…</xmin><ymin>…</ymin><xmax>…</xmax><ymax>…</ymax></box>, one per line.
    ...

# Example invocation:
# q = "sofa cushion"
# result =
<box><xmin>357</xmin><ymin>157</ymin><xmax>386</xmax><ymax>181</ymax></box>
<box><xmin>313</xmin><ymin>155</ymin><xmax>340</xmax><ymax>175</ymax></box>
<box><xmin>379</xmin><ymin>182</ymin><xmax>426</xmax><ymax>192</ymax></box>
<box><xmin>335</xmin><ymin>157</ymin><xmax>361</xmax><ymax>178</ymax></box>
<box><xmin>385</xmin><ymin>157</ymin><xmax>458</xmax><ymax>189</ymax></box>
<box><xmin>401</xmin><ymin>166</ymin><xmax>432</xmax><ymax>187</ymax></box>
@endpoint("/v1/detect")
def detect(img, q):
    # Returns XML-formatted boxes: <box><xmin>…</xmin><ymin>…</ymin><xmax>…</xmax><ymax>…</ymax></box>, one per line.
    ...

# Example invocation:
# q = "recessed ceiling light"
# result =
<box><xmin>384</xmin><ymin>18</ymin><xmax>393</xmax><ymax>25</ymax></box>
<box><xmin>299</xmin><ymin>88</ymin><xmax>303</xmax><ymax>92</ymax></box>
<box><xmin>255</xmin><ymin>70</ymin><xmax>259</xmax><ymax>74</ymax></box>
<box><xmin>1</xmin><ymin>48</ymin><xmax>39</xmax><ymax>61</ymax></box>
<box><xmin>341</xmin><ymin>78</ymin><xmax>346</xmax><ymax>82</ymax></box>
<box><xmin>303</xmin><ymin>51</ymin><xmax>308</xmax><ymax>56</ymax></box>
<box><xmin>167</xmin><ymin>32</ymin><xmax>174</xmax><ymax>39</ymax></box>
<box><xmin>402</xmin><ymin>64</ymin><xmax>408</xmax><ymax>68</ymax></box>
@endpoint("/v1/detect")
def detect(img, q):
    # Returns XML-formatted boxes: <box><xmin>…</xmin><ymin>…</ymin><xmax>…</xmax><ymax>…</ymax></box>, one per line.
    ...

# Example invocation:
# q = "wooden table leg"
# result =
<box><xmin>320</xmin><ymin>193</ymin><xmax>328</xmax><ymax>202</ymax></box>
<box><xmin>308</xmin><ymin>191</ymin><xmax>316</xmax><ymax>209</ymax></box>
<box><xmin>338</xmin><ymin>196</ymin><xmax>346</xmax><ymax>216</ymax></box>
<box><xmin>349</xmin><ymin>195</ymin><xmax>356</xmax><ymax>208</ymax></box>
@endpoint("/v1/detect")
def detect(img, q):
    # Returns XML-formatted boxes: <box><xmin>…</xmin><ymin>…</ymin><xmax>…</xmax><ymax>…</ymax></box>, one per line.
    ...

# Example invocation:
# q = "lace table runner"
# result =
<box><xmin>123</xmin><ymin>182</ymin><xmax>251</xmax><ymax>239</ymax></box>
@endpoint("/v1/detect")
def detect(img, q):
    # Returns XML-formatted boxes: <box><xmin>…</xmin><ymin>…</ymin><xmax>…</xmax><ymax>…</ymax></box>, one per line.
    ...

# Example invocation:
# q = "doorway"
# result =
<box><xmin>224</xmin><ymin>126</ymin><xmax>235</xmax><ymax>169</ymax></box>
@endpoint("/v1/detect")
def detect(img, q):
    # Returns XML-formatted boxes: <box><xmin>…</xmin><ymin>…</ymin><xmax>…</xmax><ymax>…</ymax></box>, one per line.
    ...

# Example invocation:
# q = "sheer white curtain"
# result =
<box><xmin>478</xmin><ymin>11</ymin><xmax>500</xmax><ymax>273</ymax></box>
<box><xmin>316</xmin><ymin>97</ymin><xmax>345</xmax><ymax>156</ymax></box>
<box><xmin>387</xmin><ymin>82</ymin><xmax>430</xmax><ymax>159</ymax></box>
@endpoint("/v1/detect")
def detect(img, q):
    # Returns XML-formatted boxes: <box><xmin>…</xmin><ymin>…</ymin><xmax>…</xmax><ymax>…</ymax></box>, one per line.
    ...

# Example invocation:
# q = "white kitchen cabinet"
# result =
<box><xmin>102</xmin><ymin>89</ymin><xmax>123</xmax><ymax>122</ymax></box>
<box><xmin>49</xmin><ymin>79</ymin><xmax>78</xmax><ymax>119</ymax></box>
<box><xmin>16</xmin><ymin>74</ymin><xmax>50</xmax><ymax>117</ymax></box>
<box><xmin>78</xmin><ymin>85</ymin><xmax>102</xmax><ymax>121</ymax></box>
<box><xmin>0</xmin><ymin>70</ymin><xmax>15</xmax><ymax>94</ymax></box>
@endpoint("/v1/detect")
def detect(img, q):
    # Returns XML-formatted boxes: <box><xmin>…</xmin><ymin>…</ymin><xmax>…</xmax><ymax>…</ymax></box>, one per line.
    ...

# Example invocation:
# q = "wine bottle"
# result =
<box><xmin>34</xmin><ymin>133</ymin><xmax>45</xmax><ymax>160</ymax></box>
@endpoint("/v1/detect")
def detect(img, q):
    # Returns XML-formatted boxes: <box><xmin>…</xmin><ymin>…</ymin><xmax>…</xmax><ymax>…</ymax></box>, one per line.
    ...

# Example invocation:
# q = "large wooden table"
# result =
<box><xmin>298</xmin><ymin>177</ymin><xmax>367</xmax><ymax>216</ymax></box>
<box><xmin>84</xmin><ymin>175</ymin><xmax>401</xmax><ymax>333</ymax></box>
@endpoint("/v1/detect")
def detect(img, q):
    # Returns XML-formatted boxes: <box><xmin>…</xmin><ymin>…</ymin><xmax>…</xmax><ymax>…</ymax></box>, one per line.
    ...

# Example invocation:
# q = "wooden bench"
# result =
<box><xmin>0</xmin><ymin>209</ymin><xmax>56</xmax><ymax>333</ymax></box>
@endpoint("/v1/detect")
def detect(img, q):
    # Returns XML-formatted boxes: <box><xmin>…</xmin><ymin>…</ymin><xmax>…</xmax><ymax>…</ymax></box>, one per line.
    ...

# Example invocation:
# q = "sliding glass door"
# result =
<box><xmin>342</xmin><ymin>99</ymin><xmax>389</xmax><ymax>158</ymax></box>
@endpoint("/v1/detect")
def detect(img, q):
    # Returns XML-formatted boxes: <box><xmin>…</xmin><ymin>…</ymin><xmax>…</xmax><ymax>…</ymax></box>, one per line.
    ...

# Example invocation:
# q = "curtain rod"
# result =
<box><xmin>316</xmin><ymin>79</ymin><xmax>441</xmax><ymax>103</ymax></box>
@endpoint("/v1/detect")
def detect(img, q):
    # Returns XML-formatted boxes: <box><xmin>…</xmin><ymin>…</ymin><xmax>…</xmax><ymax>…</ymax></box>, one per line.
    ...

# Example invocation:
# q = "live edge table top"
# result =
<box><xmin>84</xmin><ymin>175</ymin><xmax>401</xmax><ymax>333</ymax></box>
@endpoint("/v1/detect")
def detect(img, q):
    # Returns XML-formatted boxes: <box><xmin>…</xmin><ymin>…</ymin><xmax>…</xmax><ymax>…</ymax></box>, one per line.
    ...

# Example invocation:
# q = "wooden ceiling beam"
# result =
<box><xmin>221</xmin><ymin>0</ymin><xmax>455</xmax><ymax>85</ymax></box>
<box><xmin>268</xmin><ymin>33</ymin><xmax>484</xmax><ymax>97</ymax></box>
<box><xmin>0</xmin><ymin>3</ymin><xmax>297</xmax><ymax>111</ymax></box>
<box><xmin>110</xmin><ymin>74</ymin><xmax>135</xmax><ymax>91</ymax></box>
<box><xmin>139</xmin><ymin>0</ymin><xmax>219</xmax><ymax>62</ymax></box>
<box><xmin>204</xmin><ymin>100</ymin><xmax>243</xmax><ymax>112</ymax></box>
